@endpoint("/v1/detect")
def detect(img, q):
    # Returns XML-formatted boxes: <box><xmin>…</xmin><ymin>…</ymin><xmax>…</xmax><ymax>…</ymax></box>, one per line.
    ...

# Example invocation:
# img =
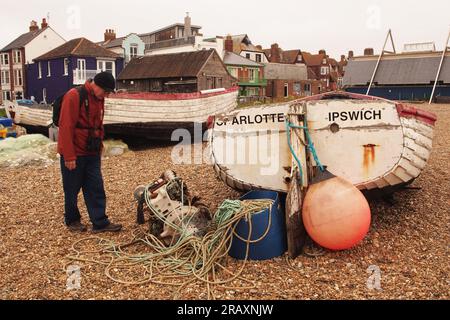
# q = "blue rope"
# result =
<box><xmin>285</xmin><ymin>120</ymin><xmax>325</xmax><ymax>185</ymax></box>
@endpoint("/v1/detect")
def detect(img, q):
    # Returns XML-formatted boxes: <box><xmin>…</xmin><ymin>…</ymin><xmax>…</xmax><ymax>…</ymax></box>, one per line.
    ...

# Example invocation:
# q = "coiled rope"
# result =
<box><xmin>66</xmin><ymin>198</ymin><xmax>274</xmax><ymax>300</ymax></box>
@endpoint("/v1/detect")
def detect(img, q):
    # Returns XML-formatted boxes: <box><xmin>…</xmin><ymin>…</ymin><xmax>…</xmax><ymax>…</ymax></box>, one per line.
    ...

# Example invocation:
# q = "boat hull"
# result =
<box><xmin>209</xmin><ymin>92</ymin><xmax>437</xmax><ymax>194</ymax></box>
<box><xmin>7</xmin><ymin>88</ymin><xmax>239</xmax><ymax>139</ymax></box>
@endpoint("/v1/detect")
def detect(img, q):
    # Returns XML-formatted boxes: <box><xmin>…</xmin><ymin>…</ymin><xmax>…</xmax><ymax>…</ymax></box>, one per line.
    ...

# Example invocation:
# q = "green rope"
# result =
<box><xmin>285</xmin><ymin>120</ymin><xmax>325</xmax><ymax>185</ymax></box>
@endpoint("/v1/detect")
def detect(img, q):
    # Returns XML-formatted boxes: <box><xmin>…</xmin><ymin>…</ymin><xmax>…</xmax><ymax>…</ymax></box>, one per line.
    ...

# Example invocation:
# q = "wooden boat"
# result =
<box><xmin>6</xmin><ymin>87</ymin><xmax>239</xmax><ymax>139</ymax></box>
<box><xmin>209</xmin><ymin>92</ymin><xmax>437</xmax><ymax>195</ymax></box>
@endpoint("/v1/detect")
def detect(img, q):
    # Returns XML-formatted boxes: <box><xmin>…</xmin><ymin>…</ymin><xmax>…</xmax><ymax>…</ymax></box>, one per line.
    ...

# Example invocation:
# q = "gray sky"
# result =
<box><xmin>1</xmin><ymin>0</ymin><xmax>449</xmax><ymax>58</ymax></box>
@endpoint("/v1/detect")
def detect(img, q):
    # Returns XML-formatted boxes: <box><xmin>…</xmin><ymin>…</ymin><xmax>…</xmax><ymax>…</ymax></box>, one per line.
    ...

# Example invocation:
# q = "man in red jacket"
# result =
<box><xmin>58</xmin><ymin>72</ymin><xmax>122</xmax><ymax>233</ymax></box>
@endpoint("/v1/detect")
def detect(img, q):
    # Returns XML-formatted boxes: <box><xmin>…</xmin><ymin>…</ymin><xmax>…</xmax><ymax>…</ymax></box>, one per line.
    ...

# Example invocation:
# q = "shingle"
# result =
<box><xmin>223</xmin><ymin>52</ymin><xmax>263</xmax><ymax>67</ymax></box>
<box><xmin>1</xmin><ymin>28</ymin><xmax>47</xmax><ymax>52</ymax></box>
<box><xmin>34</xmin><ymin>38</ymin><xmax>120</xmax><ymax>61</ymax></box>
<box><xmin>118</xmin><ymin>50</ymin><xmax>214</xmax><ymax>80</ymax></box>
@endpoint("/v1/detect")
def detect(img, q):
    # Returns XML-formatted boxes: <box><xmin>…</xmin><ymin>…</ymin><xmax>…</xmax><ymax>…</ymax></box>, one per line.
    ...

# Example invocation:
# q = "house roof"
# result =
<box><xmin>263</xmin><ymin>47</ymin><xmax>301</xmax><ymax>64</ymax></box>
<box><xmin>307</xmin><ymin>67</ymin><xmax>318</xmax><ymax>79</ymax></box>
<box><xmin>34</xmin><ymin>38</ymin><xmax>120</xmax><ymax>61</ymax></box>
<box><xmin>1</xmin><ymin>28</ymin><xmax>48</xmax><ymax>52</ymax></box>
<box><xmin>230</xmin><ymin>34</ymin><xmax>263</xmax><ymax>53</ymax></box>
<box><xmin>223</xmin><ymin>52</ymin><xmax>262</xmax><ymax>67</ymax></box>
<box><xmin>118</xmin><ymin>49</ymin><xmax>215</xmax><ymax>80</ymax></box>
<box><xmin>343</xmin><ymin>53</ymin><xmax>450</xmax><ymax>86</ymax></box>
<box><xmin>263</xmin><ymin>63</ymin><xmax>307</xmax><ymax>81</ymax></box>
<box><xmin>302</xmin><ymin>52</ymin><xmax>326</xmax><ymax>67</ymax></box>
<box><xmin>98</xmin><ymin>37</ymin><xmax>125</xmax><ymax>49</ymax></box>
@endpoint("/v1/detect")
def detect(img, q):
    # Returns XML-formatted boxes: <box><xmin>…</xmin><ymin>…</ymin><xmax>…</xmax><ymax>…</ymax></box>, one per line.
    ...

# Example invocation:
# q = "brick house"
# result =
<box><xmin>0</xmin><ymin>19</ymin><xmax>65</xmax><ymax>104</ymax></box>
<box><xmin>117</xmin><ymin>49</ymin><xmax>234</xmax><ymax>93</ymax></box>
<box><xmin>264</xmin><ymin>63</ymin><xmax>311</xmax><ymax>98</ymax></box>
<box><xmin>263</xmin><ymin>43</ymin><xmax>322</xmax><ymax>95</ymax></box>
<box><xmin>301</xmin><ymin>50</ymin><xmax>342</xmax><ymax>91</ymax></box>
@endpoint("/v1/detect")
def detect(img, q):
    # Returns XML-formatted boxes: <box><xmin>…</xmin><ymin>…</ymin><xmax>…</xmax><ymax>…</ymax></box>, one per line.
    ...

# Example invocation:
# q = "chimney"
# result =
<box><xmin>184</xmin><ymin>12</ymin><xmax>192</xmax><ymax>38</ymax></box>
<box><xmin>348</xmin><ymin>50</ymin><xmax>354</xmax><ymax>59</ymax></box>
<box><xmin>319</xmin><ymin>49</ymin><xmax>326</xmax><ymax>55</ymax></box>
<box><xmin>340</xmin><ymin>55</ymin><xmax>346</xmax><ymax>62</ymax></box>
<box><xmin>225</xmin><ymin>35</ymin><xmax>233</xmax><ymax>52</ymax></box>
<box><xmin>29</xmin><ymin>20</ymin><xmax>39</xmax><ymax>32</ymax></box>
<box><xmin>41</xmin><ymin>18</ymin><xmax>48</xmax><ymax>29</ymax></box>
<box><xmin>270</xmin><ymin>43</ymin><xmax>280</xmax><ymax>63</ymax></box>
<box><xmin>364</xmin><ymin>48</ymin><xmax>374</xmax><ymax>56</ymax></box>
<box><xmin>104</xmin><ymin>29</ymin><xmax>116</xmax><ymax>42</ymax></box>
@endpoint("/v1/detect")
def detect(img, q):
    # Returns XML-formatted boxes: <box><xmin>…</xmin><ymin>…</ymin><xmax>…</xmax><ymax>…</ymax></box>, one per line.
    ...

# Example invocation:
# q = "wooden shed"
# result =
<box><xmin>117</xmin><ymin>49</ymin><xmax>235</xmax><ymax>93</ymax></box>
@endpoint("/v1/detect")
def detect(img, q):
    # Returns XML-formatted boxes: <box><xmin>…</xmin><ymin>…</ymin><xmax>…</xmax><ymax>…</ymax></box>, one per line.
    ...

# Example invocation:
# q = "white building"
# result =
<box><xmin>0</xmin><ymin>19</ymin><xmax>65</xmax><ymax>103</ymax></box>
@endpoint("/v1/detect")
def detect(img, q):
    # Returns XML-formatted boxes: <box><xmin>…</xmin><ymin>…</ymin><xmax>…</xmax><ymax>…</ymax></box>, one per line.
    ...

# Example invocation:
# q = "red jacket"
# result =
<box><xmin>57</xmin><ymin>81</ymin><xmax>105</xmax><ymax>161</ymax></box>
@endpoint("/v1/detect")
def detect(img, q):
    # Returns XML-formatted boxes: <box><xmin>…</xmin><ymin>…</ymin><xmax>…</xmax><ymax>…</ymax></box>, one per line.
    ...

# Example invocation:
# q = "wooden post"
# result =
<box><xmin>285</xmin><ymin>102</ymin><xmax>309</xmax><ymax>259</ymax></box>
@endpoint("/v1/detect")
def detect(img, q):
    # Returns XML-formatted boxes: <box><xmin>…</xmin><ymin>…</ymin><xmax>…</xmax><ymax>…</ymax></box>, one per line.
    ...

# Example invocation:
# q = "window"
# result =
<box><xmin>320</xmin><ymin>67</ymin><xmax>329</xmax><ymax>75</ymax></box>
<box><xmin>284</xmin><ymin>83</ymin><xmax>289</xmax><ymax>97</ymax></box>
<box><xmin>1</xmin><ymin>53</ymin><xmax>9</xmax><ymax>66</ymax></box>
<box><xmin>304</xmin><ymin>83</ymin><xmax>311</xmax><ymax>93</ymax></box>
<box><xmin>245</xmin><ymin>53</ymin><xmax>251</xmax><ymax>59</ymax></box>
<box><xmin>130</xmin><ymin>44</ymin><xmax>138</xmax><ymax>58</ymax></box>
<box><xmin>1</xmin><ymin>70</ymin><xmax>10</xmax><ymax>85</ymax></box>
<box><xmin>248</xmin><ymin>69</ymin><xmax>256</xmax><ymax>82</ymax></box>
<box><xmin>63</xmin><ymin>58</ymin><xmax>69</xmax><ymax>76</ymax></box>
<box><xmin>322</xmin><ymin>58</ymin><xmax>327</xmax><ymax>64</ymax></box>
<box><xmin>228</xmin><ymin>67</ymin><xmax>239</xmax><ymax>79</ymax></box>
<box><xmin>38</xmin><ymin>62</ymin><xmax>42</xmax><ymax>78</ymax></box>
<box><xmin>206</xmin><ymin>77</ymin><xmax>214</xmax><ymax>89</ymax></box>
<box><xmin>13</xmin><ymin>50</ymin><xmax>22</xmax><ymax>64</ymax></box>
<box><xmin>97</xmin><ymin>60</ymin><xmax>115</xmax><ymax>77</ymax></box>
<box><xmin>293</xmin><ymin>82</ymin><xmax>301</xmax><ymax>94</ymax></box>
<box><xmin>215</xmin><ymin>77</ymin><xmax>223</xmax><ymax>88</ymax></box>
<box><xmin>14</xmin><ymin>69</ymin><xmax>23</xmax><ymax>86</ymax></box>
<box><xmin>47</xmin><ymin>61</ymin><xmax>51</xmax><ymax>77</ymax></box>
<box><xmin>255</xmin><ymin>54</ymin><xmax>262</xmax><ymax>63</ymax></box>
<box><xmin>2</xmin><ymin>91</ymin><xmax>11</xmax><ymax>101</ymax></box>
<box><xmin>297</xmin><ymin>54</ymin><xmax>302</xmax><ymax>62</ymax></box>
<box><xmin>15</xmin><ymin>91</ymin><xmax>23</xmax><ymax>100</ymax></box>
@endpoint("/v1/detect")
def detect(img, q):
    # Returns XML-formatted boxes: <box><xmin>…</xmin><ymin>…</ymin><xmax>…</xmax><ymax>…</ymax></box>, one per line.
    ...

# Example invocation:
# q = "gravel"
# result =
<box><xmin>0</xmin><ymin>103</ymin><xmax>448</xmax><ymax>300</ymax></box>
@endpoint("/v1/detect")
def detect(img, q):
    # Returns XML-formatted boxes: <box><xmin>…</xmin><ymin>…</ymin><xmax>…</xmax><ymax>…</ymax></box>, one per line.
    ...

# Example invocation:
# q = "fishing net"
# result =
<box><xmin>0</xmin><ymin>134</ymin><xmax>57</xmax><ymax>168</ymax></box>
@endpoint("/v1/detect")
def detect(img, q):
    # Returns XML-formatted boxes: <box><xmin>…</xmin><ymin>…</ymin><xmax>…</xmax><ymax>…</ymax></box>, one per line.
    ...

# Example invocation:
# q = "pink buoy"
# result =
<box><xmin>302</xmin><ymin>170</ymin><xmax>371</xmax><ymax>251</ymax></box>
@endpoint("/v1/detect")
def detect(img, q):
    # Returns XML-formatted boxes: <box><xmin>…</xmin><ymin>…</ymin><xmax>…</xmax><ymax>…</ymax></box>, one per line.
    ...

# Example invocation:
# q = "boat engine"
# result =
<box><xmin>134</xmin><ymin>170</ymin><xmax>211</xmax><ymax>245</ymax></box>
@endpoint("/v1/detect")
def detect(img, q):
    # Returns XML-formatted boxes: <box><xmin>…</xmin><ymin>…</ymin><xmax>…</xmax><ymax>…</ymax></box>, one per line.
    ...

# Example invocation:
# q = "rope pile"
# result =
<box><xmin>66</xmin><ymin>198</ymin><xmax>274</xmax><ymax>299</ymax></box>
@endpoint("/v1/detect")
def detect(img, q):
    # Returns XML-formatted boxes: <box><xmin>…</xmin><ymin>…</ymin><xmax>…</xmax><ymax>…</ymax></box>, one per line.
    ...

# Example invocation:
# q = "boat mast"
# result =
<box><xmin>429</xmin><ymin>27</ymin><xmax>450</xmax><ymax>104</ymax></box>
<box><xmin>366</xmin><ymin>29</ymin><xmax>396</xmax><ymax>96</ymax></box>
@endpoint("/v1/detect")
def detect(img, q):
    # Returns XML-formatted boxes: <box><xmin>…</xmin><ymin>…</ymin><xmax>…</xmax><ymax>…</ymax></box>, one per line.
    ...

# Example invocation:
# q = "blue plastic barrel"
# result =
<box><xmin>0</xmin><ymin>117</ymin><xmax>13</xmax><ymax>127</ymax></box>
<box><xmin>229</xmin><ymin>191</ymin><xmax>287</xmax><ymax>260</ymax></box>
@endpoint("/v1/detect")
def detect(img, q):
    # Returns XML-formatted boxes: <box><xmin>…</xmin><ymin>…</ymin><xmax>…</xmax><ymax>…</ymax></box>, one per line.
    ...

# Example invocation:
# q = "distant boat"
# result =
<box><xmin>209</xmin><ymin>91</ymin><xmax>437</xmax><ymax>195</ymax></box>
<box><xmin>6</xmin><ymin>87</ymin><xmax>238</xmax><ymax>139</ymax></box>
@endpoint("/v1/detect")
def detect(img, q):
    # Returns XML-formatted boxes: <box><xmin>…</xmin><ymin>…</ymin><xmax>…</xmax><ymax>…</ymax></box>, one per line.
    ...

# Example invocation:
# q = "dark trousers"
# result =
<box><xmin>60</xmin><ymin>155</ymin><xmax>110</xmax><ymax>229</ymax></box>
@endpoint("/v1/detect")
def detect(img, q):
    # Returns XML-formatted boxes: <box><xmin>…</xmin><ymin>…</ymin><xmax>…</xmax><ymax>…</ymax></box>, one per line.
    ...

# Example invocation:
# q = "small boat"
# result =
<box><xmin>5</xmin><ymin>87</ymin><xmax>238</xmax><ymax>139</ymax></box>
<box><xmin>209</xmin><ymin>91</ymin><xmax>437</xmax><ymax>195</ymax></box>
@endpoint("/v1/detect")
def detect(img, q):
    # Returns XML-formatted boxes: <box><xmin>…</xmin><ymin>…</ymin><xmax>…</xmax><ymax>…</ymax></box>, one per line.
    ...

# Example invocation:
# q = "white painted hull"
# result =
<box><xmin>209</xmin><ymin>92</ymin><xmax>436</xmax><ymax>193</ymax></box>
<box><xmin>8</xmin><ymin>88</ymin><xmax>238</xmax><ymax>136</ymax></box>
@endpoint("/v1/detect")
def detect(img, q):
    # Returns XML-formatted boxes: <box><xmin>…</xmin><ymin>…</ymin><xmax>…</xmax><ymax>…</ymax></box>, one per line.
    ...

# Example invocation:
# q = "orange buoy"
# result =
<box><xmin>302</xmin><ymin>170</ymin><xmax>371</xmax><ymax>251</ymax></box>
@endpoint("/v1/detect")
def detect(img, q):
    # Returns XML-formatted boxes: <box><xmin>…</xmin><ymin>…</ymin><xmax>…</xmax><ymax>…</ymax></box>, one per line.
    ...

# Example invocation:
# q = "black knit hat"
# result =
<box><xmin>94</xmin><ymin>72</ymin><xmax>116</xmax><ymax>92</ymax></box>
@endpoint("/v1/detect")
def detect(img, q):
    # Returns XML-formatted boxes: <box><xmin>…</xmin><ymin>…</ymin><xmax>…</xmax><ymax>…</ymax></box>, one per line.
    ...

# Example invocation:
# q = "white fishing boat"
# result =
<box><xmin>5</xmin><ymin>87</ymin><xmax>238</xmax><ymax>139</ymax></box>
<box><xmin>209</xmin><ymin>91</ymin><xmax>437</xmax><ymax>195</ymax></box>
